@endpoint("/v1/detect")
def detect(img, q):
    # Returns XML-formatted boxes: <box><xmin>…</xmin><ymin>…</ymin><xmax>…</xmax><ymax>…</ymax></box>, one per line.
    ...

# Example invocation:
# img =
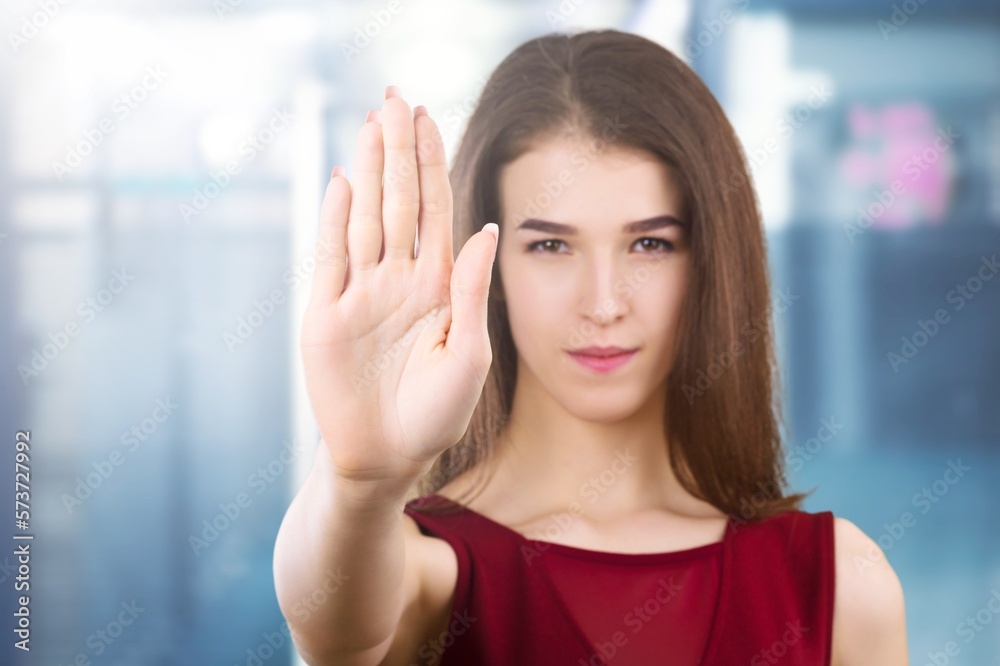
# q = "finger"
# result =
<box><xmin>380</xmin><ymin>94</ymin><xmax>419</xmax><ymax>263</ymax></box>
<box><xmin>309</xmin><ymin>166</ymin><xmax>351</xmax><ymax>307</ymax></box>
<box><xmin>413</xmin><ymin>110</ymin><xmax>454</xmax><ymax>265</ymax></box>
<box><xmin>448</xmin><ymin>223</ymin><xmax>498</xmax><ymax>359</ymax></box>
<box><xmin>346</xmin><ymin>117</ymin><xmax>385</xmax><ymax>279</ymax></box>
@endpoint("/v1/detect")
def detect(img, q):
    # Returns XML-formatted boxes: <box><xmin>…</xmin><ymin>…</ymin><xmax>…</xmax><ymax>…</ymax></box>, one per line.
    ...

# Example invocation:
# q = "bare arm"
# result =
<box><xmin>273</xmin><ymin>442</ymin><xmax>425</xmax><ymax>664</ymax></box>
<box><xmin>272</xmin><ymin>84</ymin><xmax>495</xmax><ymax>666</ymax></box>
<box><xmin>831</xmin><ymin>517</ymin><xmax>910</xmax><ymax>665</ymax></box>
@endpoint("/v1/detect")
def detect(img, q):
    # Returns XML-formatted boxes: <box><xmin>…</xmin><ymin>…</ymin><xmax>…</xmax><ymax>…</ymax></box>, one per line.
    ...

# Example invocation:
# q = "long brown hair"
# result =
<box><xmin>408</xmin><ymin>29</ymin><xmax>812</xmax><ymax>522</ymax></box>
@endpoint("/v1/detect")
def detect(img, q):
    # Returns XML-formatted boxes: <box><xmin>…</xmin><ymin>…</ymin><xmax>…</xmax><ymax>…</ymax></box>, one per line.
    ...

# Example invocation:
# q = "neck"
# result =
<box><xmin>480</xmin><ymin>359</ymin><xmax>699</xmax><ymax>520</ymax></box>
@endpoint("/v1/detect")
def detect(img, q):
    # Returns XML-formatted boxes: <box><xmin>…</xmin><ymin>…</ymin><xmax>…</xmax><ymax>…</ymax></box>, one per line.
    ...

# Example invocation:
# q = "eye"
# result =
<box><xmin>634</xmin><ymin>237</ymin><xmax>675</xmax><ymax>254</ymax></box>
<box><xmin>525</xmin><ymin>237</ymin><xmax>676</xmax><ymax>255</ymax></box>
<box><xmin>525</xmin><ymin>239</ymin><xmax>568</xmax><ymax>254</ymax></box>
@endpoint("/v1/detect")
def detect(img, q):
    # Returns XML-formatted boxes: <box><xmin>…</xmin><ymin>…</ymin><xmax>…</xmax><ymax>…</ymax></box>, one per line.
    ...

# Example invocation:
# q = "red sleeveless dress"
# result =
<box><xmin>403</xmin><ymin>494</ymin><xmax>835</xmax><ymax>665</ymax></box>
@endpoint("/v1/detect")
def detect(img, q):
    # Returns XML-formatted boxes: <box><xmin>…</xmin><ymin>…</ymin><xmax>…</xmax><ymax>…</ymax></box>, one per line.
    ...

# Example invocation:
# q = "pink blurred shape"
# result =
<box><xmin>839</xmin><ymin>101</ymin><xmax>954</xmax><ymax>227</ymax></box>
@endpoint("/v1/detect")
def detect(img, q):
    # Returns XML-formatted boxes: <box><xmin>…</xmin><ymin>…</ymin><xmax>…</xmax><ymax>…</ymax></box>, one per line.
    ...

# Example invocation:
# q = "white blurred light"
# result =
<box><xmin>198</xmin><ymin>112</ymin><xmax>258</xmax><ymax>169</ymax></box>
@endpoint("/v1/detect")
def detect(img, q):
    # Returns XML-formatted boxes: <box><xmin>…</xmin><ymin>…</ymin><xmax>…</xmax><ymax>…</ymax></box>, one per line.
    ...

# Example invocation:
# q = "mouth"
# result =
<box><xmin>565</xmin><ymin>346</ymin><xmax>639</xmax><ymax>373</ymax></box>
<box><xmin>567</xmin><ymin>346</ymin><xmax>638</xmax><ymax>357</ymax></box>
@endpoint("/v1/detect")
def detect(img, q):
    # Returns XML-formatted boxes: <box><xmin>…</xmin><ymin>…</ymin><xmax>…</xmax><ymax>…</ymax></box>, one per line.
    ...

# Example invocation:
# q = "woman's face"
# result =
<box><xmin>496</xmin><ymin>135</ymin><xmax>690</xmax><ymax>421</ymax></box>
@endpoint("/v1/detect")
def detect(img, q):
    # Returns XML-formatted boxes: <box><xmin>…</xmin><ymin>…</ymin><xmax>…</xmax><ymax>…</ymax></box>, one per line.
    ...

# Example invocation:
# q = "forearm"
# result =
<box><xmin>273</xmin><ymin>440</ymin><xmax>422</xmax><ymax>656</ymax></box>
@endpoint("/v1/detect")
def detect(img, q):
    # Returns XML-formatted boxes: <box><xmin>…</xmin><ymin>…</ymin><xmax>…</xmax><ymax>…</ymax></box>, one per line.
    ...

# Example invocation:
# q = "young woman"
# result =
<box><xmin>273</xmin><ymin>29</ymin><xmax>909</xmax><ymax>665</ymax></box>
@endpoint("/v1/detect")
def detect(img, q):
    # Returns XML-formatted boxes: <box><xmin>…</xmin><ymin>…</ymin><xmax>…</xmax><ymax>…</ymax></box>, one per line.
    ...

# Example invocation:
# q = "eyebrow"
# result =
<box><xmin>514</xmin><ymin>214</ymin><xmax>686</xmax><ymax>235</ymax></box>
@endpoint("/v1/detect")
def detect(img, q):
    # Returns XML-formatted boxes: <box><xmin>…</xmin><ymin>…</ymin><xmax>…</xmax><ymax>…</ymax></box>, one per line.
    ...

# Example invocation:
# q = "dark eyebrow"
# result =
<box><xmin>514</xmin><ymin>214</ymin><xmax>686</xmax><ymax>235</ymax></box>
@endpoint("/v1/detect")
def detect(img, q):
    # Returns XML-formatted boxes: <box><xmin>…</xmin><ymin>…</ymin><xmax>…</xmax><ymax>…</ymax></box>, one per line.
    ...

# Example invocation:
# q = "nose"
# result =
<box><xmin>578</xmin><ymin>251</ymin><xmax>629</xmax><ymax>325</ymax></box>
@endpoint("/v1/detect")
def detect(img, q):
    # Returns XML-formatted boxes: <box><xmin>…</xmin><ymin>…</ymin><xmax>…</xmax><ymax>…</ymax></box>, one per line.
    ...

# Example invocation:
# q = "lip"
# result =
<box><xmin>568</xmin><ymin>346</ymin><xmax>637</xmax><ymax>357</ymax></box>
<box><xmin>566</xmin><ymin>348</ymin><xmax>638</xmax><ymax>373</ymax></box>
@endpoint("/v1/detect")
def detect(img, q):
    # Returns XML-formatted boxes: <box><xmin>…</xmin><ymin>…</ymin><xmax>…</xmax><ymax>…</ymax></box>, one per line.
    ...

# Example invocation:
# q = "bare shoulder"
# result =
<box><xmin>830</xmin><ymin>516</ymin><xmax>910</xmax><ymax>666</ymax></box>
<box><xmin>401</xmin><ymin>511</ymin><xmax>459</xmax><ymax>613</ymax></box>
<box><xmin>374</xmin><ymin>512</ymin><xmax>459</xmax><ymax>666</ymax></box>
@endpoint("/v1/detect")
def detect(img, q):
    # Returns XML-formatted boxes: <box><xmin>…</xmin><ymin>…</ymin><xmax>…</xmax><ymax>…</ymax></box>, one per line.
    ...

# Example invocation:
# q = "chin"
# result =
<box><xmin>555</xmin><ymin>384</ymin><xmax>651</xmax><ymax>424</ymax></box>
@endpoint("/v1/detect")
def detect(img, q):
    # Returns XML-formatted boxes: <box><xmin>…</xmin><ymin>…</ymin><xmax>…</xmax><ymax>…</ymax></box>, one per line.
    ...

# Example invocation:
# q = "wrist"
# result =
<box><xmin>316</xmin><ymin>440</ymin><xmax>429</xmax><ymax>509</ymax></box>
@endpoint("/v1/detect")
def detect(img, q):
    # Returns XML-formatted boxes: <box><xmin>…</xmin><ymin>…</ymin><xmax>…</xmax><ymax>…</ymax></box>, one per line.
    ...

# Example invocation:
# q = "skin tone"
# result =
<box><xmin>438</xmin><ymin>135</ymin><xmax>732</xmax><ymax>551</ymax></box>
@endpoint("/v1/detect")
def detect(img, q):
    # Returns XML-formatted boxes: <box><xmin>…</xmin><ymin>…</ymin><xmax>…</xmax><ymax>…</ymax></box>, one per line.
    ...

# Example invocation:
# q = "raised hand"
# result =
<box><xmin>300</xmin><ymin>85</ymin><xmax>499</xmax><ymax>488</ymax></box>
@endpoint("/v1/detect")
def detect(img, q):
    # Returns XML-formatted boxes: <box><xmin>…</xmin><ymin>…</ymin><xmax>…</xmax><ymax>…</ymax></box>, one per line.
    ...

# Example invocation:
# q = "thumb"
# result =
<box><xmin>448</xmin><ymin>222</ymin><xmax>498</xmax><ymax>356</ymax></box>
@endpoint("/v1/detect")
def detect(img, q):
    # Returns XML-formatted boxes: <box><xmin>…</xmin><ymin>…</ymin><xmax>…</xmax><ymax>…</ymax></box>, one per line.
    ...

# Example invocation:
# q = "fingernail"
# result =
<box><xmin>414</xmin><ymin>105</ymin><xmax>428</xmax><ymax>118</ymax></box>
<box><xmin>483</xmin><ymin>223</ymin><xmax>499</xmax><ymax>260</ymax></box>
<box><xmin>365</xmin><ymin>109</ymin><xmax>375</xmax><ymax>123</ymax></box>
<box><xmin>385</xmin><ymin>85</ymin><xmax>401</xmax><ymax>99</ymax></box>
<box><xmin>371</xmin><ymin>109</ymin><xmax>381</xmax><ymax>124</ymax></box>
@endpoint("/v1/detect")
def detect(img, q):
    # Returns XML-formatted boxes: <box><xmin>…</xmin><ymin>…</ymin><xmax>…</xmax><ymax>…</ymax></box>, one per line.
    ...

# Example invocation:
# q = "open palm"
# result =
<box><xmin>300</xmin><ymin>86</ymin><xmax>498</xmax><ymax>485</ymax></box>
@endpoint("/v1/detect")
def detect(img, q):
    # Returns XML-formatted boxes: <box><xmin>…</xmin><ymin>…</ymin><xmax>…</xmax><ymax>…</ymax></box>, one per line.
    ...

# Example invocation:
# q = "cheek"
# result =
<box><xmin>631</xmin><ymin>265</ymin><xmax>688</xmax><ymax>347</ymax></box>
<box><xmin>499</xmin><ymin>250</ymin><xmax>569</xmax><ymax>306</ymax></box>
<box><xmin>499</xmin><ymin>255</ymin><xmax>576</xmax><ymax>355</ymax></box>
<box><xmin>504</xmin><ymin>272</ymin><xmax>568</xmax><ymax>339</ymax></box>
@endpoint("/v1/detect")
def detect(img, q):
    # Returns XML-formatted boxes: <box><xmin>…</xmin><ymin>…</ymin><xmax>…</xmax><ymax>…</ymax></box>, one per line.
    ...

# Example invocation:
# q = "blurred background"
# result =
<box><xmin>1</xmin><ymin>0</ymin><xmax>998</xmax><ymax>664</ymax></box>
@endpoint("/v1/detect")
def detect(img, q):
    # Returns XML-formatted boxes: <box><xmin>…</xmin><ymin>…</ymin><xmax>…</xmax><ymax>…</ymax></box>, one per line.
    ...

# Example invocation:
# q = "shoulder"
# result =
<box><xmin>830</xmin><ymin>516</ymin><xmax>909</xmax><ymax>666</ymax></box>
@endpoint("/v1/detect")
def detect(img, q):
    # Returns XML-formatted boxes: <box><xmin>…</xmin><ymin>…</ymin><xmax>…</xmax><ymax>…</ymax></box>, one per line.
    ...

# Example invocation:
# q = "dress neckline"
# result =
<box><xmin>420</xmin><ymin>492</ymin><xmax>734</xmax><ymax>664</ymax></box>
<box><xmin>425</xmin><ymin>492</ymin><xmax>731</xmax><ymax>564</ymax></box>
